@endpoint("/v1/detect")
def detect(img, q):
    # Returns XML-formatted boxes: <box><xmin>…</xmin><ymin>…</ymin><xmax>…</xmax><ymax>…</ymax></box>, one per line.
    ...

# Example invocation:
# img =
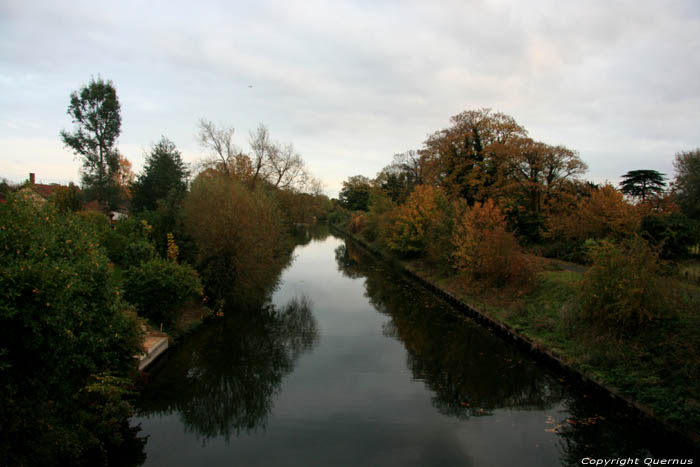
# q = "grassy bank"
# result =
<box><xmin>335</xmin><ymin>225</ymin><xmax>700</xmax><ymax>445</ymax></box>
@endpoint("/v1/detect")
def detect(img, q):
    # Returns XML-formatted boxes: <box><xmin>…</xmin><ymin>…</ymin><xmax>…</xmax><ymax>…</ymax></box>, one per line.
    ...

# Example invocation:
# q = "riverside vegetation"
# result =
<box><xmin>0</xmin><ymin>77</ymin><xmax>330</xmax><ymax>465</ymax></box>
<box><xmin>331</xmin><ymin>108</ymin><xmax>700</xmax><ymax>443</ymax></box>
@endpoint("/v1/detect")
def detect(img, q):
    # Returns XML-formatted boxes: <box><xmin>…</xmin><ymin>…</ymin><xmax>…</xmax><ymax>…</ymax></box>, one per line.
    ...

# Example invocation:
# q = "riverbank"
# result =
<box><xmin>330</xmin><ymin>224</ymin><xmax>700</xmax><ymax>449</ymax></box>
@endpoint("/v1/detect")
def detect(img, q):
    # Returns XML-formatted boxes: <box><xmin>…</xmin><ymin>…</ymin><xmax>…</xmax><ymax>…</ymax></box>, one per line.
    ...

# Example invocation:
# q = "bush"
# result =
<box><xmin>101</xmin><ymin>217</ymin><xmax>156</xmax><ymax>267</ymax></box>
<box><xmin>641</xmin><ymin>213</ymin><xmax>699</xmax><ymax>259</ymax></box>
<box><xmin>579</xmin><ymin>235</ymin><xmax>673</xmax><ymax>332</ymax></box>
<box><xmin>0</xmin><ymin>195</ymin><xmax>142</xmax><ymax>465</ymax></box>
<box><xmin>348</xmin><ymin>212</ymin><xmax>366</xmax><ymax>234</ymax></box>
<box><xmin>451</xmin><ymin>199</ymin><xmax>535</xmax><ymax>287</ymax></box>
<box><xmin>123</xmin><ymin>257</ymin><xmax>203</xmax><ymax>327</ymax></box>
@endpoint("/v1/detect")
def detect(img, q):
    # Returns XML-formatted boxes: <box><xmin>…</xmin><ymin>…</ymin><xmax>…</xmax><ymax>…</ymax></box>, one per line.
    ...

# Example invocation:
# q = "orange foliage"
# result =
<box><xmin>451</xmin><ymin>199</ymin><xmax>535</xmax><ymax>287</ymax></box>
<box><xmin>548</xmin><ymin>184</ymin><xmax>640</xmax><ymax>241</ymax></box>
<box><xmin>348</xmin><ymin>212</ymin><xmax>367</xmax><ymax>234</ymax></box>
<box><xmin>387</xmin><ymin>185</ymin><xmax>444</xmax><ymax>255</ymax></box>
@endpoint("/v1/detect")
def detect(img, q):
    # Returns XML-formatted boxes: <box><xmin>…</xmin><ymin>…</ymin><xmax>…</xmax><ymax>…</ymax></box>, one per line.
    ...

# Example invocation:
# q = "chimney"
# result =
<box><xmin>29</xmin><ymin>173</ymin><xmax>35</xmax><ymax>185</ymax></box>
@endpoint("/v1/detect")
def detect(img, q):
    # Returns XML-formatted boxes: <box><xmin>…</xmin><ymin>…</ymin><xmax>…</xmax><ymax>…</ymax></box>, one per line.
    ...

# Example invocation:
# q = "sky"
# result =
<box><xmin>2</xmin><ymin>0</ymin><xmax>700</xmax><ymax>196</ymax></box>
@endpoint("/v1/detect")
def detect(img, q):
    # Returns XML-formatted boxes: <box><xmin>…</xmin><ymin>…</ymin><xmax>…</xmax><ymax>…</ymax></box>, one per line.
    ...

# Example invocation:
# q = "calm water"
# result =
<box><xmin>130</xmin><ymin>228</ymin><xmax>694</xmax><ymax>466</ymax></box>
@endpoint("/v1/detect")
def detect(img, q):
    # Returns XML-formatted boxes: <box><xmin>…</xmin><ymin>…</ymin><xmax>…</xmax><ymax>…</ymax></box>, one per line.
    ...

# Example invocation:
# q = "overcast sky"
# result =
<box><xmin>2</xmin><ymin>0</ymin><xmax>699</xmax><ymax>196</ymax></box>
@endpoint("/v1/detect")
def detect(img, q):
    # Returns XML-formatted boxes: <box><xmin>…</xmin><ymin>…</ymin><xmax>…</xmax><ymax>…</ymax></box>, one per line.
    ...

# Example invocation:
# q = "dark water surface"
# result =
<box><xmin>130</xmin><ymin>228</ymin><xmax>693</xmax><ymax>466</ymax></box>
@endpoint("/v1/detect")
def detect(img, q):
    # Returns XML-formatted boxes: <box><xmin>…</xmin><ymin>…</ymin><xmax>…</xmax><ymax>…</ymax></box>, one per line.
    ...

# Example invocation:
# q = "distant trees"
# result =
<box><xmin>619</xmin><ymin>169</ymin><xmax>667</xmax><ymax>202</ymax></box>
<box><xmin>60</xmin><ymin>77</ymin><xmax>122</xmax><ymax>210</ymax></box>
<box><xmin>672</xmin><ymin>149</ymin><xmax>700</xmax><ymax>219</ymax></box>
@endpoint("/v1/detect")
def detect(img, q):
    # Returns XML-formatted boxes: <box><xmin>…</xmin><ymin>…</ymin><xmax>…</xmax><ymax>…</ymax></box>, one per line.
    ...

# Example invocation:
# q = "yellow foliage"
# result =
<box><xmin>387</xmin><ymin>185</ymin><xmax>443</xmax><ymax>254</ymax></box>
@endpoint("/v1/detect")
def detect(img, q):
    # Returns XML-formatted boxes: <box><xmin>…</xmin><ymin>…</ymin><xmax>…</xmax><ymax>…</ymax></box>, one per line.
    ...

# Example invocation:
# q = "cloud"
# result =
<box><xmin>1</xmin><ymin>0</ymin><xmax>699</xmax><ymax>194</ymax></box>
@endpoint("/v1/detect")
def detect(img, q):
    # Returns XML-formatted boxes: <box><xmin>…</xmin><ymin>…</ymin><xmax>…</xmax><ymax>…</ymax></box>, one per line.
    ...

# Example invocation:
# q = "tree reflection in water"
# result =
<box><xmin>333</xmin><ymin>240</ymin><xmax>692</xmax><ymax>461</ymax></box>
<box><xmin>334</xmin><ymin>242</ymin><xmax>564</xmax><ymax>418</ymax></box>
<box><xmin>135</xmin><ymin>294</ymin><xmax>318</xmax><ymax>443</ymax></box>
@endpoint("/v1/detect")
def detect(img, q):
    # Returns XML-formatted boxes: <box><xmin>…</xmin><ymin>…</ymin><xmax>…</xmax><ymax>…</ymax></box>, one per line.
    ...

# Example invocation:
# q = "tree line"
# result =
<box><xmin>334</xmin><ymin>107</ymin><xmax>699</xmax><ymax>321</ymax></box>
<box><xmin>0</xmin><ymin>76</ymin><xmax>331</xmax><ymax>465</ymax></box>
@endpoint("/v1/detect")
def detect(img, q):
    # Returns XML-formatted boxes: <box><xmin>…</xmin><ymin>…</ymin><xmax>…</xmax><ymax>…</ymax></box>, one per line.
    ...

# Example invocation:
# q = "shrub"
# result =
<box><xmin>348</xmin><ymin>212</ymin><xmax>367</xmax><ymax>234</ymax></box>
<box><xmin>0</xmin><ymin>196</ymin><xmax>142</xmax><ymax>465</ymax></box>
<box><xmin>101</xmin><ymin>217</ymin><xmax>156</xmax><ymax>267</ymax></box>
<box><xmin>123</xmin><ymin>257</ymin><xmax>203</xmax><ymax>327</ymax></box>
<box><xmin>641</xmin><ymin>213</ymin><xmax>699</xmax><ymax>259</ymax></box>
<box><xmin>451</xmin><ymin>199</ymin><xmax>535</xmax><ymax>287</ymax></box>
<box><xmin>579</xmin><ymin>235</ymin><xmax>673</xmax><ymax>332</ymax></box>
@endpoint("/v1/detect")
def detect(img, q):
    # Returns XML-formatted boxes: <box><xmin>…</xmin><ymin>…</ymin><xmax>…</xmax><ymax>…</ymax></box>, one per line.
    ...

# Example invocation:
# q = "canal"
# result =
<box><xmin>129</xmin><ymin>227</ymin><xmax>693</xmax><ymax>466</ymax></box>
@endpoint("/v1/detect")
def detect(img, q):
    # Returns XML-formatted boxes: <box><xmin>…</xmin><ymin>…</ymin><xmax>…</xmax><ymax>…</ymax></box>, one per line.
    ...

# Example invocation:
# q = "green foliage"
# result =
<box><xmin>0</xmin><ymin>195</ymin><xmax>142</xmax><ymax>465</ymax></box>
<box><xmin>641</xmin><ymin>213</ymin><xmax>699</xmax><ymax>259</ymax></box>
<box><xmin>101</xmin><ymin>217</ymin><xmax>156</xmax><ymax>267</ymax></box>
<box><xmin>131</xmin><ymin>137</ymin><xmax>189</xmax><ymax>213</ymax></box>
<box><xmin>362</xmin><ymin>188</ymin><xmax>395</xmax><ymax>244</ymax></box>
<box><xmin>673</xmin><ymin>149</ymin><xmax>700</xmax><ymax>219</ymax></box>
<box><xmin>579</xmin><ymin>236</ymin><xmax>673</xmax><ymax>332</ymax></box>
<box><xmin>619</xmin><ymin>169</ymin><xmax>667</xmax><ymax>202</ymax></box>
<box><xmin>339</xmin><ymin>175</ymin><xmax>371</xmax><ymax>211</ymax></box>
<box><xmin>60</xmin><ymin>77</ymin><xmax>122</xmax><ymax>210</ymax></box>
<box><xmin>123</xmin><ymin>257</ymin><xmax>203</xmax><ymax>327</ymax></box>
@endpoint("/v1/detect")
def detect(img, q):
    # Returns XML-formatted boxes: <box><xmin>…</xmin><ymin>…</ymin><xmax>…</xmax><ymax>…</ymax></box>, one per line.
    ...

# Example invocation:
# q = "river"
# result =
<box><xmin>128</xmin><ymin>227</ymin><xmax>693</xmax><ymax>466</ymax></box>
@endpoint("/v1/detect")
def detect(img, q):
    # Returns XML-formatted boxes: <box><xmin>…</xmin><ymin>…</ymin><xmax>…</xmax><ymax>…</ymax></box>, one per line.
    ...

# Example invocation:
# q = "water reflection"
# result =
<box><xmin>334</xmin><ymin>242</ymin><xmax>564</xmax><ymax>418</ymax></box>
<box><xmin>135</xmin><ymin>295</ymin><xmax>318</xmax><ymax>443</ymax></box>
<box><xmin>334</xmin><ymin>240</ymin><xmax>696</xmax><ymax>461</ymax></box>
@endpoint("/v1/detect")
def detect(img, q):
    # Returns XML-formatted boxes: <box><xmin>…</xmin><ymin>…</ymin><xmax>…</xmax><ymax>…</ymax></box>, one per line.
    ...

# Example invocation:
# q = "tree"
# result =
<box><xmin>673</xmin><ymin>149</ymin><xmax>700</xmax><ymax>219</ymax></box>
<box><xmin>503</xmin><ymin>137</ymin><xmax>587</xmax><ymax>240</ymax></box>
<box><xmin>131</xmin><ymin>138</ymin><xmax>189</xmax><ymax>212</ymax></box>
<box><xmin>60</xmin><ymin>77</ymin><xmax>122</xmax><ymax>210</ymax></box>
<box><xmin>183</xmin><ymin>172</ymin><xmax>286</xmax><ymax>307</ymax></box>
<box><xmin>339</xmin><ymin>175</ymin><xmax>372</xmax><ymax>211</ymax></box>
<box><xmin>619</xmin><ymin>170</ymin><xmax>667</xmax><ymax>202</ymax></box>
<box><xmin>0</xmin><ymin>196</ymin><xmax>142</xmax><ymax>465</ymax></box>
<box><xmin>387</xmin><ymin>185</ymin><xmax>445</xmax><ymax>255</ymax></box>
<box><xmin>423</xmin><ymin>108</ymin><xmax>527</xmax><ymax>203</ymax></box>
<box><xmin>197</xmin><ymin>119</ymin><xmax>252</xmax><ymax>178</ymax></box>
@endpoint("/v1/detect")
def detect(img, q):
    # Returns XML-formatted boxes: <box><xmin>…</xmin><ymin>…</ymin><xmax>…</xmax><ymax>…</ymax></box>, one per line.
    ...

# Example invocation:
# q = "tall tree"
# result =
<box><xmin>423</xmin><ymin>108</ymin><xmax>527</xmax><ymax>203</ymax></box>
<box><xmin>131</xmin><ymin>137</ymin><xmax>189</xmax><ymax>212</ymax></box>
<box><xmin>60</xmin><ymin>77</ymin><xmax>122</xmax><ymax>210</ymax></box>
<box><xmin>339</xmin><ymin>175</ymin><xmax>372</xmax><ymax>211</ymax></box>
<box><xmin>619</xmin><ymin>170</ymin><xmax>667</xmax><ymax>202</ymax></box>
<box><xmin>672</xmin><ymin>149</ymin><xmax>700</xmax><ymax>219</ymax></box>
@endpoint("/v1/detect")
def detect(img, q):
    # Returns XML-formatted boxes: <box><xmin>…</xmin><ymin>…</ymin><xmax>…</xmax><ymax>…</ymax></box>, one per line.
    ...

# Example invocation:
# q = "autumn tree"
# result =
<box><xmin>451</xmin><ymin>199</ymin><xmax>534</xmax><ymax>287</ymax></box>
<box><xmin>183</xmin><ymin>172</ymin><xmax>286</xmax><ymax>307</ymax></box>
<box><xmin>548</xmin><ymin>184</ymin><xmax>640</xmax><ymax>242</ymax></box>
<box><xmin>268</xmin><ymin>142</ymin><xmax>308</xmax><ymax>190</ymax></box>
<box><xmin>619</xmin><ymin>170</ymin><xmax>667</xmax><ymax>202</ymax></box>
<box><xmin>198</xmin><ymin>119</ymin><xmax>252</xmax><ymax>178</ymax></box>
<box><xmin>503</xmin><ymin>137</ymin><xmax>587</xmax><ymax>240</ymax></box>
<box><xmin>387</xmin><ymin>185</ymin><xmax>446</xmax><ymax>255</ymax></box>
<box><xmin>423</xmin><ymin>108</ymin><xmax>527</xmax><ymax>203</ymax></box>
<box><xmin>60</xmin><ymin>77</ymin><xmax>122</xmax><ymax>210</ymax></box>
<box><xmin>673</xmin><ymin>149</ymin><xmax>700</xmax><ymax>219</ymax></box>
